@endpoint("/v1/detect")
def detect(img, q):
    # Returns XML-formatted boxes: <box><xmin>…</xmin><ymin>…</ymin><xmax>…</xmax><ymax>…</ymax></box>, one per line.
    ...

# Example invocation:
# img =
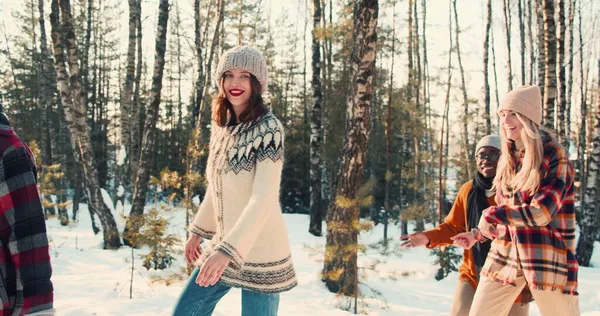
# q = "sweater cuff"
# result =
<box><xmin>483</xmin><ymin>206</ymin><xmax>502</xmax><ymax>225</ymax></box>
<box><xmin>188</xmin><ymin>224</ymin><xmax>215</xmax><ymax>240</ymax></box>
<box><xmin>217</xmin><ymin>241</ymin><xmax>244</xmax><ymax>270</ymax></box>
<box><xmin>423</xmin><ymin>230</ymin><xmax>441</xmax><ymax>249</ymax></box>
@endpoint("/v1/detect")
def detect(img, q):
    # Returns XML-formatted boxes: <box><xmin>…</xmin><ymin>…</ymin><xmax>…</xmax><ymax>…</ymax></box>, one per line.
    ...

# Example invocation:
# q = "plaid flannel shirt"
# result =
<box><xmin>480</xmin><ymin>139</ymin><xmax>578</xmax><ymax>295</ymax></box>
<box><xmin>0</xmin><ymin>117</ymin><xmax>53</xmax><ymax>315</ymax></box>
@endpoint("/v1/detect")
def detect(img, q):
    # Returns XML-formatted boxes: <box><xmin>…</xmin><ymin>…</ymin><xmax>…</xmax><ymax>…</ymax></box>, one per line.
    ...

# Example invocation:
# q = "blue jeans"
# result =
<box><xmin>172</xmin><ymin>268</ymin><xmax>280</xmax><ymax>316</ymax></box>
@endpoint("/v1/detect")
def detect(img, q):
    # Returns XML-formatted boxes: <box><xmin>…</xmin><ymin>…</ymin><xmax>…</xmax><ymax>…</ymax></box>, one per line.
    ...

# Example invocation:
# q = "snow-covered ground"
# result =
<box><xmin>47</xmin><ymin>204</ymin><xmax>600</xmax><ymax>315</ymax></box>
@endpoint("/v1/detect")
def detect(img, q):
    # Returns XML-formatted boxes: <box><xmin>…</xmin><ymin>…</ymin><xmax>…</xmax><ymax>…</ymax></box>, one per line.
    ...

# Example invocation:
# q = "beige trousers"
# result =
<box><xmin>451</xmin><ymin>280</ymin><xmax>528</xmax><ymax>316</ymax></box>
<box><xmin>469</xmin><ymin>276</ymin><xmax>580</xmax><ymax>316</ymax></box>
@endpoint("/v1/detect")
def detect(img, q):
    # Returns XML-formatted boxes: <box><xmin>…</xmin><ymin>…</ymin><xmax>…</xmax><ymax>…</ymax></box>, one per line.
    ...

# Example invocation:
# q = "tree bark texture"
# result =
<box><xmin>543</xmin><ymin>0</ymin><xmax>557</xmax><ymax>130</ymax></box>
<box><xmin>50</xmin><ymin>0</ymin><xmax>120</xmax><ymax>249</ymax></box>
<box><xmin>309</xmin><ymin>0</ymin><xmax>325</xmax><ymax>237</ymax></box>
<box><xmin>127</xmin><ymin>0</ymin><xmax>170</xmax><ymax>245</ymax></box>
<box><xmin>537</xmin><ymin>0</ymin><xmax>546</xmax><ymax>99</ymax></box>
<box><xmin>557</xmin><ymin>0</ymin><xmax>568</xmax><ymax>148</ymax></box>
<box><xmin>322</xmin><ymin>0</ymin><xmax>378</xmax><ymax>296</ymax></box>
<box><xmin>503</xmin><ymin>0</ymin><xmax>514</xmax><ymax>91</ymax></box>
<box><xmin>576</xmin><ymin>60</ymin><xmax>600</xmax><ymax>266</ymax></box>
<box><xmin>121</xmin><ymin>0</ymin><xmax>138</xmax><ymax>167</ymax></box>
<box><xmin>452</xmin><ymin>0</ymin><xmax>472</xmax><ymax>179</ymax></box>
<box><xmin>483</xmin><ymin>0</ymin><xmax>492</xmax><ymax>134</ymax></box>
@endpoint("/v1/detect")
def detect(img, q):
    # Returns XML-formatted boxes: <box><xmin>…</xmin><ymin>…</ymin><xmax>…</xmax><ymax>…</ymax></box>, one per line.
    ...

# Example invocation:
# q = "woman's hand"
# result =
<box><xmin>399</xmin><ymin>232</ymin><xmax>430</xmax><ymax>248</ymax></box>
<box><xmin>196</xmin><ymin>251</ymin><xmax>231</xmax><ymax>287</ymax></box>
<box><xmin>185</xmin><ymin>234</ymin><xmax>203</xmax><ymax>264</ymax></box>
<box><xmin>450</xmin><ymin>231</ymin><xmax>478</xmax><ymax>249</ymax></box>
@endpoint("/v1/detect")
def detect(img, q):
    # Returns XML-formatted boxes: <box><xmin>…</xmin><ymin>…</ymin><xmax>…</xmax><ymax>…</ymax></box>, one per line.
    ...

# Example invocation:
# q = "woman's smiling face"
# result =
<box><xmin>499</xmin><ymin>110</ymin><xmax>523</xmax><ymax>142</ymax></box>
<box><xmin>222</xmin><ymin>68</ymin><xmax>252</xmax><ymax>109</ymax></box>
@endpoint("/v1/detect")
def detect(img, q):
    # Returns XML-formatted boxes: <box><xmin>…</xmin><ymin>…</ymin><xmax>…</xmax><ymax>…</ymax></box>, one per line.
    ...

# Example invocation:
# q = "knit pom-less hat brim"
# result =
<box><xmin>214</xmin><ymin>46</ymin><xmax>268</xmax><ymax>94</ymax></box>
<box><xmin>476</xmin><ymin>135</ymin><xmax>501</xmax><ymax>153</ymax></box>
<box><xmin>497</xmin><ymin>85</ymin><xmax>543</xmax><ymax>126</ymax></box>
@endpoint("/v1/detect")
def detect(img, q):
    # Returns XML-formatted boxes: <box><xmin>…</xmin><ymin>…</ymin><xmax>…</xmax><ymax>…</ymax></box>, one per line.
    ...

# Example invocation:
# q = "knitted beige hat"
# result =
<box><xmin>475</xmin><ymin>135</ymin><xmax>501</xmax><ymax>153</ymax></box>
<box><xmin>214</xmin><ymin>46</ymin><xmax>268</xmax><ymax>94</ymax></box>
<box><xmin>497</xmin><ymin>85</ymin><xmax>542</xmax><ymax>126</ymax></box>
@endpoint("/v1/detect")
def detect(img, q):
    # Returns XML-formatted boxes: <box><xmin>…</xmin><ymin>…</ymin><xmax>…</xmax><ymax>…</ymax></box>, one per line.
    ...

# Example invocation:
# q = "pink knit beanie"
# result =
<box><xmin>497</xmin><ymin>85</ymin><xmax>542</xmax><ymax>126</ymax></box>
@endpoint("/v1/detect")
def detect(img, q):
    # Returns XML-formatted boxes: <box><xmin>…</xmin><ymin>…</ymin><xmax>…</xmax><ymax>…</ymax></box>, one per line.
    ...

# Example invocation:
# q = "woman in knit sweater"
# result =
<box><xmin>172</xmin><ymin>46</ymin><xmax>297</xmax><ymax>316</ymax></box>
<box><xmin>399</xmin><ymin>135</ymin><xmax>529</xmax><ymax>316</ymax></box>
<box><xmin>452</xmin><ymin>85</ymin><xmax>579</xmax><ymax>316</ymax></box>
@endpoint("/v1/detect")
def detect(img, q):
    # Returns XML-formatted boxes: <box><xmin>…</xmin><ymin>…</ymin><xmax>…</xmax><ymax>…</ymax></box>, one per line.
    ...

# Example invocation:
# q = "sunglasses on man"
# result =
<box><xmin>475</xmin><ymin>153</ymin><xmax>500</xmax><ymax>162</ymax></box>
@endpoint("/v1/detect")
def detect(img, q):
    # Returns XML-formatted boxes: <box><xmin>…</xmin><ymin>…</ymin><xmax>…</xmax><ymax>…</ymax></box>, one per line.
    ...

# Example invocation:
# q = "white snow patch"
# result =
<box><xmin>101</xmin><ymin>188</ymin><xmax>125</xmax><ymax>234</ymax></box>
<box><xmin>117</xmin><ymin>145</ymin><xmax>127</xmax><ymax>166</ymax></box>
<box><xmin>117</xmin><ymin>185</ymin><xmax>125</xmax><ymax>198</ymax></box>
<box><xmin>44</xmin><ymin>206</ymin><xmax>600</xmax><ymax>315</ymax></box>
<box><xmin>115</xmin><ymin>200</ymin><xmax>124</xmax><ymax>221</ymax></box>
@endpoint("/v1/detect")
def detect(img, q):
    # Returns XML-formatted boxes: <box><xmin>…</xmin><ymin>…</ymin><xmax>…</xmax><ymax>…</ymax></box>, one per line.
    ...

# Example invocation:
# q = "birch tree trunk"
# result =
<box><xmin>452</xmin><ymin>0</ymin><xmax>472</xmax><ymax>179</ymax></box>
<box><xmin>130</xmin><ymin>0</ymin><xmax>143</xmax><ymax>182</ymax></box>
<box><xmin>503</xmin><ymin>0</ymin><xmax>514</xmax><ymax>91</ymax></box>
<box><xmin>237</xmin><ymin>0</ymin><xmax>244</xmax><ymax>45</ymax></box>
<box><xmin>527</xmin><ymin>0</ymin><xmax>535</xmax><ymax>85</ymax></box>
<box><xmin>383</xmin><ymin>0</ymin><xmax>397</xmax><ymax>245</ymax></box>
<box><xmin>518</xmin><ymin>0</ymin><xmax>526</xmax><ymax>85</ymax></box>
<box><xmin>575</xmin><ymin>60</ymin><xmax>600</xmax><ymax>266</ymax></box>
<box><xmin>50</xmin><ymin>0</ymin><xmax>120</xmax><ymax>249</ymax></box>
<box><xmin>184</xmin><ymin>0</ymin><xmax>224</xmax><ymax>211</ymax></box>
<box><xmin>537</xmin><ymin>0</ymin><xmax>546</xmax><ymax>99</ymax></box>
<box><xmin>413</xmin><ymin>0</ymin><xmax>421</xmax><ymax>111</ymax></box>
<box><xmin>191</xmin><ymin>0</ymin><xmax>204</xmax><ymax>130</ymax></box>
<box><xmin>543</xmin><ymin>0</ymin><xmax>557</xmax><ymax>130</ymax></box>
<box><xmin>39</xmin><ymin>0</ymin><xmax>64</xmax><ymax>223</ymax></box>
<box><xmin>322</xmin><ymin>0</ymin><xmax>378</xmax><ymax>296</ymax></box>
<box><xmin>121</xmin><ymin>0</ymin><xmax>138</xmax><ymax>168</ymax></box>
<box><xmin>198</xmin><ymin>0</ymin><xmax>224</xmax><ymax>121</ymax></box>
<box><xmin>557</xmin><ymin>0</ymin><xmax>568</xmax><ymax>148</ymax></box>
<box><xmin>126</xmin><ymin>0</ymin><xmax>170</xmax><ymax>245</ymax></box>
<box><xmin>577</xmin><ymin>0</ymin><xmax>587</xmax><ymax>207</ymax></box>
<box><xmin>566</xmin><ymin>0</ymin><xmax>575</xmax><ymax>145</ymax></box>
<box><xmin>440</xmin><ymin>0</ymin><xmax>453</xmax><ymax>225</ymax></box>
<box><xmin>407</xmin><ymin>0</ymin><xmax>414</xmax><ymax>104</ymax></box>
<box><xmin>400</xmin><ymin>0</ymin><xmax>415</xmax><ymax>237</ymax></box>
<box><xmin>413</xmin><ymin>0</ymin><xmax>426</xmax><ymax>232</ymax></box>
<box><xmin>38</xmin><ymin>0</ymin><xmax>53</xmax><ymax>167</ymax></box>
<box><xmin>491</xmin><ymin>23</ymin><xmax>501</xmax><ymax>127</ymax></box>
<box><xmin>80</xmin><ymin>0</ymin><xmax>93</xmax><ymax>106</ymax></box>
<box><xmin>309</xmin><ymin>0</ymin><xmax>325</xmax><ymax>237</ymax></box>
<box><xmin>483</xmin><ymin>0</ymin><xmax>492</xmax><ymax>134</ymax></box>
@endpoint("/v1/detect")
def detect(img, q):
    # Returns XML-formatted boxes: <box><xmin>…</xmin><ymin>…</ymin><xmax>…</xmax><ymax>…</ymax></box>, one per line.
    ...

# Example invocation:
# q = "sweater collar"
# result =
<box><xmin>226</xmin><ymin>111</ymin><xmax>273</xmax><ymax>136</ymax></box>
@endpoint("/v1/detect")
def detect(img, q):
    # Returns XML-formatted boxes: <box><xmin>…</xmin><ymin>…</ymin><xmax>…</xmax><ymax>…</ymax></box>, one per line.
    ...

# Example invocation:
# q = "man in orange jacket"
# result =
<box><xmin>399</xmin><ymin>135</ymin><xmax>530</xmax><ymax>316</ymax></box>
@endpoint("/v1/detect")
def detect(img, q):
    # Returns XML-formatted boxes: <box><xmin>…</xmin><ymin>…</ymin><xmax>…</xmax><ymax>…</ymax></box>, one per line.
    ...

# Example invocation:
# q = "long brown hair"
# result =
<box><xmin>211</xmin><ymin>74</ymin><xmax>268</xmax><ymax>127</ymax></box>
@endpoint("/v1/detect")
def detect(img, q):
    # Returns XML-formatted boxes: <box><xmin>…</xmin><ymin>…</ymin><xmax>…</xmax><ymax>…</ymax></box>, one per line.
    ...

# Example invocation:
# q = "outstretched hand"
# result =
<box><xmin>399</xmin><ymin>232</ymin><xmax>430</xmax><ymax>248</ymax></box>
<box><xmin>450</xmin><ymin>232</ymin><xmax>478</xmax><ymax>249</ymax></box>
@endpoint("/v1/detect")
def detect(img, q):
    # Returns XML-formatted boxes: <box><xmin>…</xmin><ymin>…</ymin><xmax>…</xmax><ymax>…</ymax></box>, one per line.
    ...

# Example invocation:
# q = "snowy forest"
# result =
<box><xmin>0</xmin><ymin>0</ymin><xmax>599</xmax><ymax>314</ymax></box>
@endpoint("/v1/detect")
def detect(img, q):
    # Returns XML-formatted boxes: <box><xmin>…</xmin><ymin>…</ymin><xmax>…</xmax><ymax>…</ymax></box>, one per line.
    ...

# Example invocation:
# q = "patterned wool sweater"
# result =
<box><xmin>189</xmin><ymin>111</ymin><xmax>297</xmax><ymax>294</ymax></box>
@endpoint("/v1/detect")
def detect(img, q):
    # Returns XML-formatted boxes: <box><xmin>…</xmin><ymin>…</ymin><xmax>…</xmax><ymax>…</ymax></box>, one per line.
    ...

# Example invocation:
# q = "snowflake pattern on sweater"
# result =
<box><xmin>222</xmin><ymin>116</ymin><xmax>284</xmax><ymax>175</ymax></box>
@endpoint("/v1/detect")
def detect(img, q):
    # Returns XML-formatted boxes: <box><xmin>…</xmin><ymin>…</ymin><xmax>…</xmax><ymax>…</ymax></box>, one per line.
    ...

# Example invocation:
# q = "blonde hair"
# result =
<box><xmin>493</xmin><ymin>112</ymin><xmax>552</xmax><ymax>196</ymax></box>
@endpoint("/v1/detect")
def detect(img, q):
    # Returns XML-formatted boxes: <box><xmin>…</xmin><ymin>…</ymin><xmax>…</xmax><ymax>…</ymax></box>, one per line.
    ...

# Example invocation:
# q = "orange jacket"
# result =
<box><xmin>424</xmin><ymin>180</ymin><xmax>529</xmax><ymax>304</ymax></box>
<box><xmin>424</xmin><ymin>181</ymin><xmax>487</xmax><ymax>289</ymax></box>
